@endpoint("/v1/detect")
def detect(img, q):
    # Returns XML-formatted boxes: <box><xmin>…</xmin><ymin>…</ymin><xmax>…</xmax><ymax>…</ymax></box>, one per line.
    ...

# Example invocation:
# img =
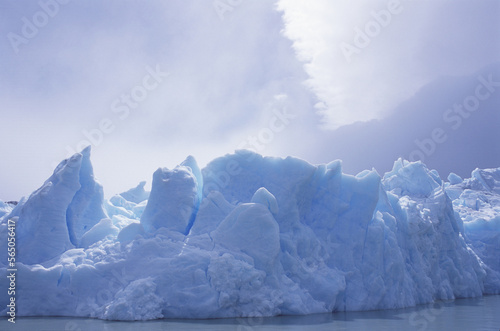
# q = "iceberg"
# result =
<box><xmin>0</xmin><ymin>148</ymin><xmax>499</xmax><ymax>320</ymax></box>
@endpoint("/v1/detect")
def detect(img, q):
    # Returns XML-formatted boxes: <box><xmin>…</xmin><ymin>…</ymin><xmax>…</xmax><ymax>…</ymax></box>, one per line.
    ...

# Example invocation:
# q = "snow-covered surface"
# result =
<box><xmin>0</xmin><ymin>149</ymin><xmax>499</xmax><ymax>320</ymax></box>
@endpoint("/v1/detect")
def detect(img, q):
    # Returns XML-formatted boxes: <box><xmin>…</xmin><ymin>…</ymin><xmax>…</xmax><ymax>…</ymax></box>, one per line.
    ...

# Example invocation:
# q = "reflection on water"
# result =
<box><xmin>1</xmin><ymin>295</ymin><xmax>499</xmax><ymax>331</ymax></box>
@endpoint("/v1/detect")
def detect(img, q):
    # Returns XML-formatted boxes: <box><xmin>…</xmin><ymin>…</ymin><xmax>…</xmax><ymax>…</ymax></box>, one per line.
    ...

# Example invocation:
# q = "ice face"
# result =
<box><xmin>445</xmin><ymin>166</ymin><xmax>500</xmax><ymax>293</ymax></box>
<box><xmin>211</xmin><ymin>201</ymin><xmax>280</xmax><ymax>274</ymax></box>
<box><xmin>0</xmin><ymin>200</ymin><xmax>13</xmax><ymax>219</ymax></box>
<box><xmin>66</xmin><ymin>146</ymin><xmax>108</xmax><ymax>247</ymax></box>
<box><xmin>4</xmin><ymin>147</ymin><xmax>109</xmax><ymax>265</ymax></box>
<box><xmin>140</xmin><ymin>165</ymin><xmax>199</xmax><ymax>235</ymax></box>
<box><xmin>10</xmin><ymin>153</ymin><xmax>82</xmax><ymax>265</ymax></box>
<box><xmin>102</xmin><ymin>277</ymin><xmax>164</xmax><ymax>320</ymax></box>
<box><xmin>189</xmin><ymin>190</ymin><xmax>235</xmax><ymax>236</ymax></box>
<box><xmin>80</xmin><ymin>218</ymin><xmax>119</xmax><ymax>249</ymax></box>
<box><xmin>471</xmin><ymin>167</ymin><xmax>500</xmax><ymax>194</ymax></box>
<box><xmin>0</xmin><ymin>149</ymin><xmax>499</xmax><ymax>320</ymax></box>
<box><xmin>251</xmin><ymin>187</ymin><xmax>279</xmax><ymax>216</ymax></box>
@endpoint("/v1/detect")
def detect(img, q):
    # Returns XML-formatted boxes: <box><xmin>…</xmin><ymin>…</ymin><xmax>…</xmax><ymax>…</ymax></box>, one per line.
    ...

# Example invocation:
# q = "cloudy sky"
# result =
<box><xmin>1</xmin><ymin>0</ymin><xmax>499</xmax><ymax>200</ymax></box>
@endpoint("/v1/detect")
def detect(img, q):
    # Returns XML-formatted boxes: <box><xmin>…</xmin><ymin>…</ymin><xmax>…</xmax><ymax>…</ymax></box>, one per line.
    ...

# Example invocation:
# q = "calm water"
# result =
<box><xmin>1</xmin><ymin>295</ymin><xmax>499</xmax><ymax>331</ymax></box>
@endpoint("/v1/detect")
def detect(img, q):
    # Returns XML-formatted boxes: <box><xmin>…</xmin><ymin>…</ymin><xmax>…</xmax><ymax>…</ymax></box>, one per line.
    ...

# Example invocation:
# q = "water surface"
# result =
<box><xmin>2</xmin><ymin>295</ymin><xmax>499</xmax><ymax>331</ymax></box>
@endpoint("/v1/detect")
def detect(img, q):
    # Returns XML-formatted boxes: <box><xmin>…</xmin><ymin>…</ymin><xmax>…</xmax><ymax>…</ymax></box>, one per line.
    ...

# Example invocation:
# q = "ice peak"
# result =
<box><xmin>80</xmin><ymin>145</ymin><xmax>92</xmax><ymax>157</ymax></box>
<box><xmin>251</xmin><ymin>187</ymin><xmax>279</xmax><ymax>217</ymax></box>
<box><xmin>383</xmin><ymin>158</ymin><xmax>441</xmax><ymax>198</ymax></box>
<box><xmin>120</xmin><ymin>181</ymin><xmax>149</xmax><ymax>203</ymax></box>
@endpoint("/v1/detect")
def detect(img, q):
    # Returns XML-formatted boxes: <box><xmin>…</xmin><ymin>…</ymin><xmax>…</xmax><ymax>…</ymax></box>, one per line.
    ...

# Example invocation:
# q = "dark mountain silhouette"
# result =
<box><xmin>303</xmin><ymin>62</ymin><xmax>500</xmax><ymax>178</ymax></box>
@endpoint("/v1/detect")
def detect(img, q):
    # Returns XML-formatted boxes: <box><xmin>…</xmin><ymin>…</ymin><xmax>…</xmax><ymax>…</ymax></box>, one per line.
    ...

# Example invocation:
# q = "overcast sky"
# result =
<box><xmin>1</xmin><ymin>0</ymin><xmax>499</xmax><ymax>200</ymax></box>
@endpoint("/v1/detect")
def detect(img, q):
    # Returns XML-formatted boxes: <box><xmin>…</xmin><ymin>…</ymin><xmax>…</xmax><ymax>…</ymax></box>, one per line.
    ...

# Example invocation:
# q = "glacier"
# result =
<box><xmin>0</xmin><ymin>148</ymin><xmax>499</xmax><ymax>320</ymax></box>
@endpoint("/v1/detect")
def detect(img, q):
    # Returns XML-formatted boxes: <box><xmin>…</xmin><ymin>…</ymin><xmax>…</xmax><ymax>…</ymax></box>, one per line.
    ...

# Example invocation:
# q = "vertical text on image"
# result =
<box><xmin>6</xmin><ymin>218</ymin><xmax>17</xmax><ymax>323</ymax></box>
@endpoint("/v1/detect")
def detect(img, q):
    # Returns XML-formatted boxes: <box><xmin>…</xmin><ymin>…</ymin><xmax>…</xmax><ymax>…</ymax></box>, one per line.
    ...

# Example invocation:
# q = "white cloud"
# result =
<box><xmin>0</xmin><ymin>0</ymin><xmax>314</xmax><ymax>199</ymax></box>
<box><xmin>278</xmin><ymin>0</ymin><xmax>500</xmax><ymax>129</ymax></box>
